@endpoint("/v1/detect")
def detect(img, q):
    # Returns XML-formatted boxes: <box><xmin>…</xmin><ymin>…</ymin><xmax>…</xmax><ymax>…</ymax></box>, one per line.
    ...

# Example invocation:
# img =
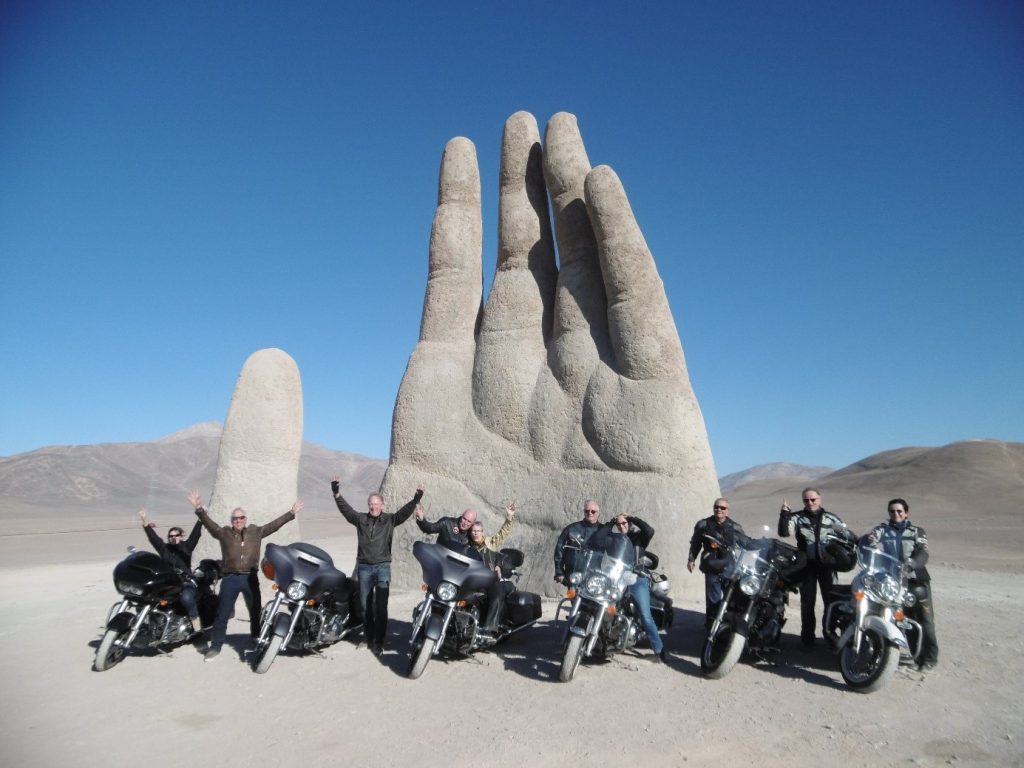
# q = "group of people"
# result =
<box><xmin>139</xmin><ymin>482</ymin><xmax>938</xmax><ymax>672</ymax></box>
<box><xmin>684</xmin><ymin>488</ymin><xmax>939</xmax><ymax>671</ymax></box>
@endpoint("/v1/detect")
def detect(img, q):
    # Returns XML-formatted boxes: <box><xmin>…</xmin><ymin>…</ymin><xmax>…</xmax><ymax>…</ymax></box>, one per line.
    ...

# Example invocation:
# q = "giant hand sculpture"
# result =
<box><xmin>383</xmin><ymin>112</ymin><xmax>719</xmax><ymax>596</ymax></box>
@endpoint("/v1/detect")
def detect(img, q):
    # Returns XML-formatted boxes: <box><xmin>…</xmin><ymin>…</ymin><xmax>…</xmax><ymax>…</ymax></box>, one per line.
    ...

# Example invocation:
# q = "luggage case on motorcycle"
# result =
<box><xmin>506</xmin><ymin>591</ymin><xmax>542</xmax><ymax>625</ymax></box>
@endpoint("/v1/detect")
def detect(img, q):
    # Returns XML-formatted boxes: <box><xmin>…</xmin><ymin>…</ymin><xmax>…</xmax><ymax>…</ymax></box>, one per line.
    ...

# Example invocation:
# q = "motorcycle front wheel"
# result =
<box><xmin>407</xmin><ymin>631</ymin><xmax>435</xmax><ymax>680</ymax></box>
<box><xmin>840</xmin><ymin>627</ymin><xmax>898</xmax><ymax>692</ymax></box>
<box><xmin>93</xmin><ymin>627</ymin><xmax>130</xmax><ymax>672</ymax></box>
<box><xmin>559</xmin><ymin>633</ymin><xmax>586</xmax><ymax>683</ymax></box>
<box><xmin>253</xmin><ymin>634</ymin><xmax>284</xmax><ymax>675</ymax></box>
<box><xmin>701</xmin><ymin>622</ymin><xmax>745</xmax><ymax>679</ymax></box>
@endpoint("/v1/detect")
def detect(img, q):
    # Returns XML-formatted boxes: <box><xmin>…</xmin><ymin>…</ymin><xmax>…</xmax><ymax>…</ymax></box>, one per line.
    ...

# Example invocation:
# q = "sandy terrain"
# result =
<box><xmin>2</xmin><ymin>519</ymin><xmax>1023</xmax><ymax>768</ymax></box>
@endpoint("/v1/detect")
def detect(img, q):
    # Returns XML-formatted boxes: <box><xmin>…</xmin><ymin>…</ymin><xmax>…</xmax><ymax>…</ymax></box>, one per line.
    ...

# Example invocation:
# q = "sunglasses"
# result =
<box><xmin>713</xmin><ymin>505</ymin><xmax>728</xmax><ymax>511</ymax></box>
<box><xmin>231</xmin><ymin>516</ymin><xmax>246</xmax><ymax>521</ymax></box>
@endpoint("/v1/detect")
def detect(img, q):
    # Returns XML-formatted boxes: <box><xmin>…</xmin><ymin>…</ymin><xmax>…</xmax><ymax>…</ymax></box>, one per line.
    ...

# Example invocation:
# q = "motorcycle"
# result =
<box><xmin>93</xmin><ymin>548</ymin><xmax>221</xmax><ymax>672</ymax></box>
<box><xmin>556</xmin><ymin>534</ymin><xmax>673</xmax><ymax>682</ymax></box>
<box><xmin>700</xmin><ymin>529</ymin><xmax>804</xmax><ymax>679</ymax></box>
<box><xmin>406</xmin><ymin>541</ymin><xmax>542</xmax><ymax>679</ymax></box>
<box><xmin>824</xmin><ymin>541</ymin><xmax>922</xmax><ymax>692</ymax></box>
<box><xmin>251</xmin><ymin>541</ymin><xmax>361</xmax><ymax>674</ymax></box>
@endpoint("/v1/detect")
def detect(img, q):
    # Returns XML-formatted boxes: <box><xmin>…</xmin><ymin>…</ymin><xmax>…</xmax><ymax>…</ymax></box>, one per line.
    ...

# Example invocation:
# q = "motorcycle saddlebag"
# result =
<box><xmin>505</xmin><ymin>591</ymin><xmax>542</xmax><ymax>625</ymax></box>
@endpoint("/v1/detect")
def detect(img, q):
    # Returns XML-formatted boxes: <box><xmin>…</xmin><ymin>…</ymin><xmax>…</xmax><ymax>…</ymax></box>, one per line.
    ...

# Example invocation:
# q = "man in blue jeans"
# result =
<box><xmin>189</xmin><ymin>489</ymin><xmax>302</xmax><ymax>661</ymax></box>
<box><xmin>332</xmin><ymin>477</ymin><xmax>424</xmax><ymax>657</ymax></box>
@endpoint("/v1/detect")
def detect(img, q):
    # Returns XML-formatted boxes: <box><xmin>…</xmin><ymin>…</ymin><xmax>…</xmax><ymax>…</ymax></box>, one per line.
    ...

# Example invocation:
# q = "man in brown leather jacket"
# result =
<box><xmin>188</xmin><ymin>489</ymin><xmax>302</xmax><ymax>661</ymax></box>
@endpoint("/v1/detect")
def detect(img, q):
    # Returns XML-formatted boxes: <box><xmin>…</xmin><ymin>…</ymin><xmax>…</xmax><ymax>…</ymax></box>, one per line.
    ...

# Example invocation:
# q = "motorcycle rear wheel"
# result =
<box><xmin>840</xmin><ymin>628</ymin><xmax>898</xmax><ymax>692</ymax></box>
<box><xmin>94</xmin><ymin>627</ymin><xmax>130</xmax><ymax>672</ymax></box>
<box><xmin>559</xmin><ymin>633</ymin><xmax>586</xmax><ymax>683</ymax></box>
<box><xmin>253</xmin><ymin>634</ymin><xmax>284</xmax><ymax>675</ymax></box>
<box><xmin>701</xmin><ymin>623</ymin><xmax>745</xmax><ymax>679</ymax></box>
<box><xmin>407</xmin><ymin>632</ymin><xmax>435</xmax><ymax>680</ymax></box>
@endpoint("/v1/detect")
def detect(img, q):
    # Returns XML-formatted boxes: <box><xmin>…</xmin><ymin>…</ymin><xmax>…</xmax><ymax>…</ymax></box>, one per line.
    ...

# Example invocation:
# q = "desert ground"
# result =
<box><xmin>2</xmin><ymin>511</ymin><xmax>1023</xmax><ymax>768</ymax></box>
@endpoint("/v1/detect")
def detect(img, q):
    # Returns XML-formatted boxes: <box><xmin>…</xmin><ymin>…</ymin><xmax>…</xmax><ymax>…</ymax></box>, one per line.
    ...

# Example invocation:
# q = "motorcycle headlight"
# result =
<box><xmin>877</xmin><ymin>576</ymin><xmax>901</xmax><ymax>604</ymax></box>
<box><xmin>436</xmin><ymin>581</ymin><xmax>458</xmax><ymax>602</ymax></box>
<box><xmin>116</xmin><ymin>580</ymin><xmax>144</xmax><ymax>596</ymax></box>
<box><xmin>740</xmin><ymin>575</ymin><xmax>763</xmax><ymax>596</ymax></box>
<box><xmin>285</xmin><ymin>581</ymin><xmax>308</xmax><ymax>601</ymax></box>
<box><xmin>585</xmin><ymin>575</ymin><xmax>606</xmax><ymax>595</ymax></box>
<box><xmin>903</xmin><ymin>591</ymin><xmax>917</xmax><ymax>608</ymax></box>
<box><xmin>569</xmin><ymin>572</ymin><xmax>582</xmax><ymax>586</ymax></box>
<box><xmin>608</xmin><ymin>587</ymin><xmax>622</xmax><ymax>601</ymax></box>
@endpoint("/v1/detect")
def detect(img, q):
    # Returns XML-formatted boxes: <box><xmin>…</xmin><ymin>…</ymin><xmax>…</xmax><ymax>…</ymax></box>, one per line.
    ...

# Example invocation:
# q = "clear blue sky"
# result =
<box><xmin>2</xmin><ymin>2</ymin><xmax>1022</xmax><ymax>475</ymax></box>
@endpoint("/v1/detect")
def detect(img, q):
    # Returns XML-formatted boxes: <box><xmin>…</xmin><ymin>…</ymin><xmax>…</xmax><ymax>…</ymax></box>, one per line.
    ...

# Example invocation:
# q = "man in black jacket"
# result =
<box><xmin>138</xmin><ymin>508</ymin><xmax>203</xmax><ymax>632</ymax></box>
<box><xmin>332</xmin><ymin>477</ymin><xmax>423</xmax><ymax>657</ymax></box>
<box><xmin>553</xmin><ymin>500</ymin><xmax>602</xmax><ymax>584</ymax></box>
<box><xmin>687</xmin><ymin>497</ymin><xmax>745</xmax><ymax>628</ymax></box>
<box><xmin>414</xmin><ymin>506</ymin><xmax>476</xmax><ymax>549</ymax></box>
<box><xmin>865</xmin><ymin>497</ymin><xmax>938</xmax><ymax>671</ymax></box>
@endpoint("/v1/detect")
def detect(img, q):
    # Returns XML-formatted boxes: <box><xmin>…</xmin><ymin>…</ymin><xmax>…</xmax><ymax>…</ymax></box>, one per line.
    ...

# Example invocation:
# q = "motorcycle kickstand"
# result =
<box><xmin>751</xmin><ymin>647</ymin><xmax>783</xmax><ymax>666</ymax></box>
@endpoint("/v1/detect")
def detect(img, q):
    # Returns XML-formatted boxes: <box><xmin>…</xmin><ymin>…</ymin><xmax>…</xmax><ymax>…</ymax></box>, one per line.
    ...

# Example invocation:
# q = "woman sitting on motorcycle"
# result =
<box><xmin>138</xmin><ymin>508</ymin><xmax>204</xmax><ymax>633</ymax></box>
<box><xmin>592</xmin><ymin>514</ymin><xmax>668</xmax><ymax>663</ymax></box>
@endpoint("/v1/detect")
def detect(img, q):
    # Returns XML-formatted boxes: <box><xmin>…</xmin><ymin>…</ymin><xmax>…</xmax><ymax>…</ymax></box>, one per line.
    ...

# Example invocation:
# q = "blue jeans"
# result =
<box><xmin>704</xmin><ymin>573</ymin><xmax>727</xmax><ymax>623</ymax></box>
<box><xmin>630</xmin><ymin>575</ymin><xmax>663</xmax><ymax>654</ymax></box>
<box><xmin>209</xmin><ymin>571</ymin><xmax>261</xmax><ymax>651</ymax></box>
<box><xmin>357</xmin><ymin>562</ymin><xmax>391</xmax><ymax>647</ymax></box>
<box><xmin>178</xmin><ymin>584</ymin><xmax>199</xmax><ymax>621</ymax></box>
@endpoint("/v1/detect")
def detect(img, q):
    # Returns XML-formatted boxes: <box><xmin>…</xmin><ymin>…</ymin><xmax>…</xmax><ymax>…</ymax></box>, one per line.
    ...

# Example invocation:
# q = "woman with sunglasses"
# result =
<box><xmin>138</xmin><ymin>508</ymin><xmax>204</xmax><ymax>633</ymax></box>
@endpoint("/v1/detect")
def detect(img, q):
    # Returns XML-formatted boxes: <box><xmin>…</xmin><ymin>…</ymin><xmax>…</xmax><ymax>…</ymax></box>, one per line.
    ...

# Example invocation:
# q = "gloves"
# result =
<box><xmin>331</xmin><ymin>480</ymin><xmax>340</xmax><ymax>496</ymax></box>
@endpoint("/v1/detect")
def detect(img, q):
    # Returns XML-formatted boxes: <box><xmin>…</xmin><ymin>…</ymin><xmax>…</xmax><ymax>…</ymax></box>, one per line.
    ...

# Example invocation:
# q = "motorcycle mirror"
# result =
<box><xmin>126</xmin><ymin>545</ymin><xmax>136</xmax><ymax>553</ymax></box>
<box><xmin>762</xmin><ymin>525</ymin><xmax>771</xmax><ymax>535</ymax></box>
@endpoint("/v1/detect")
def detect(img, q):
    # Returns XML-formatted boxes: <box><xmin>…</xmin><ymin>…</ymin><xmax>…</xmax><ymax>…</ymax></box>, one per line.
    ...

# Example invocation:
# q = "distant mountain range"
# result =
<box><xmin>2</xmin><ymin>427</ymin><xmax>1022</xmax><ymax>570</ymax></box>
<box><xmin>719</xmin><ymin>462</ymin><xmax>834</xmax><ymax>493</ymax></box>
<box><xmin>0</xmin><ymin>422</ymin><xmax>387</xmax><ymax>520</ymax></box>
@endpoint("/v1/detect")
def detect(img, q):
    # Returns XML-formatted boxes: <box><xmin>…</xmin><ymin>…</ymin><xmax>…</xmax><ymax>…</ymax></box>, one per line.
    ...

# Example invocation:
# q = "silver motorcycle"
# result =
<box><xmin>825</xmin><ymin>541</ymin><xmax>922</xmax><ymax>692</ymax></box>
<box><xmin>556</xmin><ymin>535</ymin><xmax>672</xmax><ymax>682</ymax></box>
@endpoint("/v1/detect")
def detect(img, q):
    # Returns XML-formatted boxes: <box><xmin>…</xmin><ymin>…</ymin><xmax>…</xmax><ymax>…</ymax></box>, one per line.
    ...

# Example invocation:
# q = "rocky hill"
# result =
<box><xmin>0</xmin><ymin>422</ymin><xmax>387</xmax><ymax>521</ymax></box>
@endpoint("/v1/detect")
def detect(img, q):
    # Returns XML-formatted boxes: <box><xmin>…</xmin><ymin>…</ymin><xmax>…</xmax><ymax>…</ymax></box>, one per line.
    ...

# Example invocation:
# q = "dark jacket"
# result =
<box><xmin>144</xmin><ymin>520</ymin><xmax>202</xmax><ymax>574</ymax></box>
<box><xmin>334</xmin><ymin>490</ymin><xmax>422</xmax><ymax>565</ymax></box>
<box><xmin>417</xmin><ymin>516</ymin><xmax>469</xmax><ymax>549</ymax></box>
<box><xmin>588</xmin><ymin>516</ymin><xmax>655</xmax><ymax>561</ymax></box>
<box><xmin>867</xmin><ymin>519</ymin><xmax>931</xmax><ymax>583</ymax></box>
<box><xmin>688</xmin><ymin>515</ymin><xmax>745</xmax><ymax>570</ymax></box>
<box><xmin>195</xmin><ymin>507</ymin><xmax>295</xmax><ymax>574</ymax></box>
<box><xmin>553</xmin><ymin>519</ymin><xmax>602</xmax><ymax>577</ymax></box>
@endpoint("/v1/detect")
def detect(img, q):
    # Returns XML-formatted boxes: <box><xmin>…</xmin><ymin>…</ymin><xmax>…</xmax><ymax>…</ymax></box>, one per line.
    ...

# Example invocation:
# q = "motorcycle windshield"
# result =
<box><xmin>725</xmin><ymin>538</ymin><xmax>773</xmax><ymax>581</ymax></box>
<box><xmin>857</xmin><ymin>543</ymin><xmax>903</xmax><ymax>581</ymax></box>
<box><xmin>575</xmin><ymin>536</ymin><xmax>636</xmax><ymax>598</ymax></box>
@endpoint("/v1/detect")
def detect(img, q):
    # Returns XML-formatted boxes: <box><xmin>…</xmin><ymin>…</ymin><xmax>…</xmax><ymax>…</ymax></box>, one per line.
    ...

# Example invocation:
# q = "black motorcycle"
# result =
<box><xmin>701</xmin><ymin>530</ymin><xmax>804</xmax><ymax>678</ymax></box>
<box><xmin>406</xmin><ymin>541</ymin><xmax>542</xmax><ymax>679</ymax></box>
<box><xmin>556</xmin><ymin>534</ymin><xmax>673</xmax><ymax>682</ymax></box>
<box><xmin>251</xmin><ymin>541</ymin><xmax>361</xmax><ymax>674</ymax></box>
<box><xmin>94</xmin><ymin>549</ymin><xmax>221</xmax><ymax>672</ymax></box>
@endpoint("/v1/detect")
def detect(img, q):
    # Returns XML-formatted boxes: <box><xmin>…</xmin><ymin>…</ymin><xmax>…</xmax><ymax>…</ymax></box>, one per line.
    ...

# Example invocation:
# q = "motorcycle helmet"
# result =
<box><xmin>825</xmin><ymin>540</ymin><xmax>856</xmax><ymax>573</ymax></box>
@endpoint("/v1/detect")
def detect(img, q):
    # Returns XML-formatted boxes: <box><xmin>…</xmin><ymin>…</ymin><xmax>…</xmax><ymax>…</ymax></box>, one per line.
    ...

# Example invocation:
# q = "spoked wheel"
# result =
<box><xmin>407</xmin><ymin>631</ymin><xmax>435</xmax><ymax>680</ymax></box>
<box><xmin>94</xmin><ymin>627</ymin><xmax>130</xmax><ymax>672</ymax></box>
<box><xmin>701</xmin><ymin>622</ymin><xmax>746</xmax><ymax>679</ymax></box>
<box><xmin>253</xmin><ymin>634</ymin><xmax>284</xmax><ymax>675</ymax></box>
<box><xmin>559</xmin><ymin>633</ymin><xmax>586</xmax><ymax>683</ymax></box>
<box><xmin>840</xmin><ymin>627</ymin><xmax>898</xmax><ymax>692</ymax></box>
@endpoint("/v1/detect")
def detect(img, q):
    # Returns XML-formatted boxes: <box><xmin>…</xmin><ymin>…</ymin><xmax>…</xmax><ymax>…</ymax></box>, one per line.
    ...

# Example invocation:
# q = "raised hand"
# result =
<box><xmin>383</xmin><ymin>112</ymin><xmax>719</xmax><ymax>596</ymax></box>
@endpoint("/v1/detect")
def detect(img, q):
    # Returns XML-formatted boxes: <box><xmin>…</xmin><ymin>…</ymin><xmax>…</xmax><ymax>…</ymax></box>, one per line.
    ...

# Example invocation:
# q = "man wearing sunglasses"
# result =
<box><xmin>778</xmin><ymin>488</ymin><xmax>852</xmax><ymax>649</ymax></box>
<box><xmin>864</xmin><ymin>498</ymin><xmax>938</xmax><ymax>671</ymax></box>
<box><xmin>188</xmin><ymin>489</ymin><xmax>302</xmax><ymax>661</ymax></box>
<box><xmin>138</xmin><ymin>508</ymin><xmax>204</xmax><ymax>633</ymax></box>
<box><xmin>553</xmin><ymin>500</ymin><xmax>603</xmax><ymax>585</ymax></box>
<box><xmin>687</xmin><ymin>498</ymin><xmax>746</xmax><ymax>628</ymax></box>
